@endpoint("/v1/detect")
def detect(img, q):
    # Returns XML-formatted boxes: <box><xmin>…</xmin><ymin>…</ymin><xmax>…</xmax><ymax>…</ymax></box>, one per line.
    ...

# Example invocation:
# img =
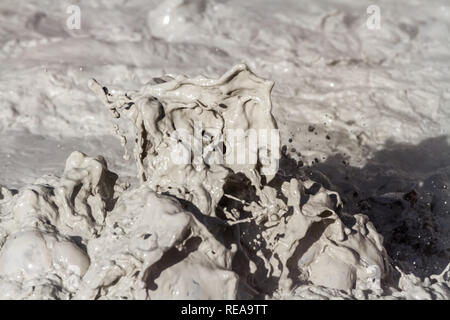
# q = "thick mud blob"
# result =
<box><xmin>0</xmin><ymin>66</ymin><xmax>448</xmax><ymax>299</ymax></box>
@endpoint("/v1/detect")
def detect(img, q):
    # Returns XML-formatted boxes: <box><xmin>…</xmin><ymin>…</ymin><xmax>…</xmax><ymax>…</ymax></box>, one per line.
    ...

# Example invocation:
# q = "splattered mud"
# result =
<box><xmin>0</xmin><ymin>0</ymin><xmax>449</xmax><ymax>299</ymax></box>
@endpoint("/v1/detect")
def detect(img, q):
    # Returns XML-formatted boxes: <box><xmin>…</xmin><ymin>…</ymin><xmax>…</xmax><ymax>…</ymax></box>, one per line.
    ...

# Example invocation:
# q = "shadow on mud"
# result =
<box><xmin>295</xmin><ymin>135</ymin><xmax>450</xmax><ymax>279</ymax></box>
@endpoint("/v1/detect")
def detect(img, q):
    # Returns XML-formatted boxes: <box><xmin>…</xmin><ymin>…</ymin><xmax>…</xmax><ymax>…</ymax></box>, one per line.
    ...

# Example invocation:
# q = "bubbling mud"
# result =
<box><xmin>0</xmin><ymin>66</ymin><xmax>448</xmax><ymax>299</ymax></box>
<box><xmin>88</xmin><ymin>64</ymin><xmax>280</xmax><ymax>216</ymax></box>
